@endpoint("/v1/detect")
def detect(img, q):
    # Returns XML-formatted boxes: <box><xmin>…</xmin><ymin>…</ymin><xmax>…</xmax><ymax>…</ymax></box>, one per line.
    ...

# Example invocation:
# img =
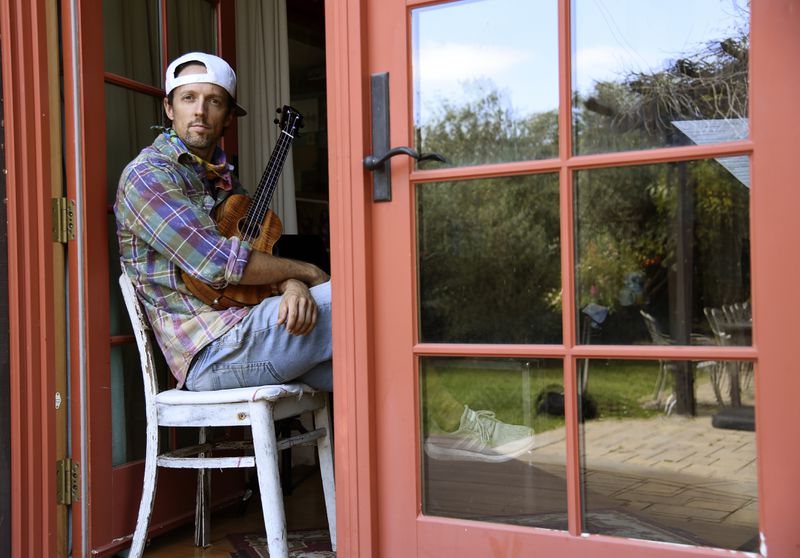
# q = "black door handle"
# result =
<box><xmin>364</xmin><ymin>146</ymin><xmax>447</xmax><ymax>171</ymax></box>
<box><xmin>365</xmin><ymin>72</ymin><xmax>447</xmax><ymax>202</ymax></box>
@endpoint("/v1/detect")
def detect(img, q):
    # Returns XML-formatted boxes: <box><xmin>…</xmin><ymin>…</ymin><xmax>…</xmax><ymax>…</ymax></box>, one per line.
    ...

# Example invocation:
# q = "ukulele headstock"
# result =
<box><xmin>274</xmin><ymin>105</ymin><xmax>304</xmax><ymax>137</ymax></box>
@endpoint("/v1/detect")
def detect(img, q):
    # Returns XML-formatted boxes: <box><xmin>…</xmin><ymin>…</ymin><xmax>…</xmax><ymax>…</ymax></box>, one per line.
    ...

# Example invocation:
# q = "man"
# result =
<box><xmin>115</xmin><ymin>52</ymin><xmax>332</xmax><ymax>392</ymax></box>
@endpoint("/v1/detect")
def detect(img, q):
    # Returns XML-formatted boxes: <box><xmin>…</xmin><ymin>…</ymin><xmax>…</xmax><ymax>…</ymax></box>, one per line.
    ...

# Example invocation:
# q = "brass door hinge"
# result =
<box><xmin>56</xmin><ymin>458</ymin><xmax>80</xmax><ymax>506</ymax></box>
<box><xmin>52</xmin><ymin>197</ymin><xmax>75</xmax><ymax>243</ymax></box>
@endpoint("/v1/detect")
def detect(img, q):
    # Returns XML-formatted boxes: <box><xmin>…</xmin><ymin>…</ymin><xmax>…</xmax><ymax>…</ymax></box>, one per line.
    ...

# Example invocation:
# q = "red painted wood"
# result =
<box><xmin>749</xmin><ymin>1</ymin><xmax>800</xmax><ymax>555</ymax></box>
<box><xmin>340</xmin><ymin>0</ymin><xmax>800</xmax><ymax>556</ymax></box>
<box><xmin>326</xmin><ymin>0</ymin><xmax>379</xmax><ymax>557</ymax></box>
<box><xmin>62</xmin><ymin>0</ymin><xmax>112</xmax><ymax>551</ymax></box>
<box><xmin>0</xmin><ymin>0</ymin><xmax>58</xmax><ymax>556</ymax></box>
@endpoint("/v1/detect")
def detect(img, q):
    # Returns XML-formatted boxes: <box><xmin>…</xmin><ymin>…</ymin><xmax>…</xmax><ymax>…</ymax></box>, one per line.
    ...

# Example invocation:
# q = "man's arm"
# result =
<box><xmin>117</xmin><ymin>163</ymin><xmax>251</xmax><ymax>289</ymax></box>
<box><xmin>238</xmin><ymin>251</ymin><xmax>329</xmax><ymax>287</ymax></box>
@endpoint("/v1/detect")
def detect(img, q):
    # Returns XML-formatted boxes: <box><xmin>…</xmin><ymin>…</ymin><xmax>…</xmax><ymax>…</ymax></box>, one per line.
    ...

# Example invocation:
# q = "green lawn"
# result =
<box><xmin>421</xmin><ymin>359</ymin><xmax>678</xmax><ymax>434</ymax></box>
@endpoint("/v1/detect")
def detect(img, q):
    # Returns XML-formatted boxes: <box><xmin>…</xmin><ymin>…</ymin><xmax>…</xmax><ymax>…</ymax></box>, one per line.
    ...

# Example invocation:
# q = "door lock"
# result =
<box><xmin>364</xmin><ymin>72</ymin><xmax>447</xmax><ymax>202</ymax></box>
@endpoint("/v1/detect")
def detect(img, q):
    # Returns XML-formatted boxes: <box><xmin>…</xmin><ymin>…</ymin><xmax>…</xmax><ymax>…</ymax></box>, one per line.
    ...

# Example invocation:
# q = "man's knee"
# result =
<box><xmin>310</xmin><ymin>280</ymin><xmax>332</xmax><ymax>306</ymax></box>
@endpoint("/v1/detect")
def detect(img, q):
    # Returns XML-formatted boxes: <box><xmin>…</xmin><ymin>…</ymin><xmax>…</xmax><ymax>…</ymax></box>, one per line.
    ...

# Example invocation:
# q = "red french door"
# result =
<box><xmin>328</xmin><ymin>0</ymin><xmax>800</xmax><ymax>556</ymax></box>
<box><xmin>63</xmin><ymin>1</ymin><xmax>240</xmax><ymax>555</ymax></box>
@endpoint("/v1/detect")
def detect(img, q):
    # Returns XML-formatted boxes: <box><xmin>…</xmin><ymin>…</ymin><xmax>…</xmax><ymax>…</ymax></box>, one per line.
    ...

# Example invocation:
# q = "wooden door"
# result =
<box><xmin>327</xmin><ymin>0</ymin><xmax>800</xmax><ymax>556</ymax></box>
<box><xmin>63</xmin><ymin>1</ymin><xmax>241</xmax><ymax>555</ymax></box>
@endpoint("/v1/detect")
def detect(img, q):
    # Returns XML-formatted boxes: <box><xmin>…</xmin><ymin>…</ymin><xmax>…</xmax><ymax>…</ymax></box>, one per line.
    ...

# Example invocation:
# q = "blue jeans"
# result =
<box><xmin>185</xmin><ymin>281</ymin><xmax>333</xmax><ymax>392</ymax></box>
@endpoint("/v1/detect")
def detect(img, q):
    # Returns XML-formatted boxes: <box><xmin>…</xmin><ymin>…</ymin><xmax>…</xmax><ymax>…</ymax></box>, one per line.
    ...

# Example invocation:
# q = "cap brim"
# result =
<box><xmin>234</xmin><ymin>102</ymin><xmax>247</xmax><ymax>117</ymax></box>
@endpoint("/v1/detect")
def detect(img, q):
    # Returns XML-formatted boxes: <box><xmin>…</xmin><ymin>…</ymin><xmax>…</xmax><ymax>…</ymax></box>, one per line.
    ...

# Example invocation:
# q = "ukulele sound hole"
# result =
<box><xmin>238</xmin><ymin>219</ymin><xmax>262</xmax><ymax>242</ymax></box>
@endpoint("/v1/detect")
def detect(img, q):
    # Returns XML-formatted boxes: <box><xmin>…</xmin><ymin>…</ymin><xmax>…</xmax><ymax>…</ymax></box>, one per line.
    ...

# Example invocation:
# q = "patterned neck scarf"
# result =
<box><xmin>164</xmin><ymin>128</ymin><xmax>233</xmax><ymax>191</ymax></box>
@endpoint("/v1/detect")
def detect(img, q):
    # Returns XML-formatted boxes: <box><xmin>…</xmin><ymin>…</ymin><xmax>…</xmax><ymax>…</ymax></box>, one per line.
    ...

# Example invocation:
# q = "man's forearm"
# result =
<box><xmin>238</xmin><ymin>250</ymin><xmax>328</xmax><ymax>287</ymax></box>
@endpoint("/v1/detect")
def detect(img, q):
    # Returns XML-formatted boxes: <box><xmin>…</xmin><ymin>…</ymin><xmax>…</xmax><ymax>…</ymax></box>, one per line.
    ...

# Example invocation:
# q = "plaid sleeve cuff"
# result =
<box><xmin>221</xmin><ymin>236</ymin><xmax>252</xmax><ymax>287</ymax></box>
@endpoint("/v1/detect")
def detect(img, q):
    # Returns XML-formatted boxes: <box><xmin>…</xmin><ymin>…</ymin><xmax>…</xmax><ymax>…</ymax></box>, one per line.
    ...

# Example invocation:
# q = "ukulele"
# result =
<box><xmin>182</xmin><ymin>105</ymin><xmax>303</xmax><ymax>310</ymax></box>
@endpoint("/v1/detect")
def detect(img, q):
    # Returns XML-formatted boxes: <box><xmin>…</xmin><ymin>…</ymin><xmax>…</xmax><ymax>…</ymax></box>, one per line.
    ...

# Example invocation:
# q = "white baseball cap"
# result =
<box><xmin>165</xmin><ymin>52</ymin><xmax>247</xmax><ymax>116</ymax></box>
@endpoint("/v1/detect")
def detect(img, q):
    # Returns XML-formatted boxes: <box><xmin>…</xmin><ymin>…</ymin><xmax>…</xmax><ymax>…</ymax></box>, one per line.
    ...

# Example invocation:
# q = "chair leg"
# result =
<box><xmin>314</xmin><ymin>396</ymin><xmax>337</xmax><ymax>552</ymax></box>
<box><xmin>129</xmin><ymin>423</ymin><xmax>159</xmax><ymax>558</ymax></box>
<box><xmin>249</xmin><ymin>400</ymin><xmax>289</xmax><ymax>558</ymax></box>
<box><xmin>194</xmin><ymin>468</ymin><xmax>211</xmax><ymax>547</ymax></box>
<box><xmin>194</xmin><ymin>427</ymin><xmax>211</xmax><ymax>547</ymax></box>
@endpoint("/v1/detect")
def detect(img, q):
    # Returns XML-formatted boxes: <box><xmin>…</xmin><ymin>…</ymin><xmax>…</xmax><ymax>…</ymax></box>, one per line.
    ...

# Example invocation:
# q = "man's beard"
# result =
<box><xmin>182</xmin><ymin>129</ymin><xmax>214</xmax><ymax>152</ymax></box>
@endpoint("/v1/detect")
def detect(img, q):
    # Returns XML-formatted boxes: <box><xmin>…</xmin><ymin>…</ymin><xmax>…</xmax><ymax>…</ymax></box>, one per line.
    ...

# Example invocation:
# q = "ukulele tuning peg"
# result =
<box><xmin>276</xmin><ymin>107</ymin><xmax>282</xmax><ymax>114</ymax></box>
<box><xmin>273</xmin><ymin>118</ymin><xmax>280</xmax><ymax>125</ymax></box>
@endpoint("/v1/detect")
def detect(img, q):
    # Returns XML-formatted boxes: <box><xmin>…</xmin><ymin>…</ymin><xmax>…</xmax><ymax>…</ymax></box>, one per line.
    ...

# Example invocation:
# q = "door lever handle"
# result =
<box><xmin>366</xmin><ymin>72</ymin><xmax>447</xmax><ymax>202</ymax></box>
<box><xmin>363</xmin><ymin>146</ymin><xmax>447</xmax><ymax>171</ymax></box>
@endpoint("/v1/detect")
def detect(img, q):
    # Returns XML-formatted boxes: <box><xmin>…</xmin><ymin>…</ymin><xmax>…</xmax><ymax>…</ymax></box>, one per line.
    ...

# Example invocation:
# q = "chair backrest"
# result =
<box><xmin>639</xmin><ymin>310</ymin><xmax>672</xmax><ymax>346</ymax></box>
<box><xmin>119</xmin><ymin>273</ymin><xmax>161</xmax><ymax>410</ymax></box>
<box><xmin>704</xmin><ymin>307</ymin><xmax>727</xmax><ymax>348</ymax></box>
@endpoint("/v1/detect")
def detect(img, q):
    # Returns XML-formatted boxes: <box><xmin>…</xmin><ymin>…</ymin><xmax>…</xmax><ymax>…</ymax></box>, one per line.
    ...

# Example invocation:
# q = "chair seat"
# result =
<box><xmin>119</xmin><ymin>272</ymin><xmax>336</xmax><ymax>558</ymax></box>
<box><xmin>156</xmin><ymin>382</ymin><xmax>312</xmax><ymax>405</ymax></box>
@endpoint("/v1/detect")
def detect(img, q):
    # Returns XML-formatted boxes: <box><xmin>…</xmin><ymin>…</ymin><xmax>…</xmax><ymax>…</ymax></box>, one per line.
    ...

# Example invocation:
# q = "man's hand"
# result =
<box><xmin>277</xmin><ymin>279</ymin><xmax>319</xmax><ymax>335</ymax></box>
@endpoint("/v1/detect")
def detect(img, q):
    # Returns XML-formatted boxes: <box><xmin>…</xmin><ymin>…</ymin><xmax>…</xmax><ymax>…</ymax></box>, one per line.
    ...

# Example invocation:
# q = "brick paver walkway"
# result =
<box><xmin>528</xmin><ymin>404</ymin><xmax>758</xmax><ymax>550</ymax></box>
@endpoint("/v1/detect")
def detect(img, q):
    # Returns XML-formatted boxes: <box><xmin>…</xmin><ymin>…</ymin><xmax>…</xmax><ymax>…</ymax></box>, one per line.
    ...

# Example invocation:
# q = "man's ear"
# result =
<box><xmin>163</xmin><ymin>97</ymin><xmax>173</xmax><ymax>121</ymax></box>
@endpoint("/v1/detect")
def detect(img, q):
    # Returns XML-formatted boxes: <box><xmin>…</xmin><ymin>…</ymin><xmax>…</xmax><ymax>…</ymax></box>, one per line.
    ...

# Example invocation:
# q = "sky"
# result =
<box><xmin>412</xmin><ymin>0</ymin><xmax>749</xmax><ymax>126</ymax></box>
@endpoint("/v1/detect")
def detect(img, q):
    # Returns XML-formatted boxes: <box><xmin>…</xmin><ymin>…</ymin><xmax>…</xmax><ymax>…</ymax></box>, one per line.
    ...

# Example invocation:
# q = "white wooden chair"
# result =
<box><xmin>119</xmin><ymin>273</ymin><xmax>336</xmax><ymax>557</ymax></box>
<box><xmin>640</xmin><ymin>310</ymin><xmax>716</xmax><ymax>412</ymax></box>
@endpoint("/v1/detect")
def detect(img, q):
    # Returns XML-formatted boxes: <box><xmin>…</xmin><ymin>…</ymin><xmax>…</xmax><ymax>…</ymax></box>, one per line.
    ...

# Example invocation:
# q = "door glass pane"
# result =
<box><xmin>167</xmin><ymin>0</ymin><xmax>217</xmax><ymax>62</ymax></box>
<box><xmin>106</xmin><ymin>85</ymin><xmax>163</xmax><ymax>466</ymax></box>
<box><xmin>111</xmin><ymin>344</ymin><xmax>147</xmax><ymax>465</ymax></box>
<box><xmin>572</xmin><ymin>0</ymin><xmax>750</xmax><ymax>155</ymax></box>
<box><xmin>417</xmin><ymin>174</ymin><xmax>561</xmax><ymax>344</ymax></box>
<box><xmin>575</xmin><ymin>157</ymin><xmax>750</xmax><ymax>346</ymax></box>
<box><xmin>579</xmin><ymin>359</ymin><xmax>758</xmax><ymax>551</ymax></box>
<box><xmin>103</xmin><ymin>0</ymin><xmax>161</xmax><ymax>85</ymax></box>
<box><xmin>412</xmin><ymin>0</ymin><xmax>559</xmax><ymax>168</ymax></box>
<box><xmin>105</xmin><ymin>84</ymin><xmax>164</xmax><ymax>206</ymax></box>
<box><xmin>421</xmin><ymin>357</ymin><xmax>567</xmax><ymax>529</ymax></box>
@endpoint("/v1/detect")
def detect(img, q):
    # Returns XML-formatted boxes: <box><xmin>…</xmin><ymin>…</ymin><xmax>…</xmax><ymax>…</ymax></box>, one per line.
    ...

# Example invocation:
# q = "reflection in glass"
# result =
<box><xmin>103</xmin><ymin>0</ymin><xmax>161</xmax><ymax>85</ymax></box>
<box><xmin>572</xmin><ymin>0</ymin><xmax>749</xmax><ymax>154</ymax></box>
<box><xmin>412</xmin><ymin>0</ymin><xmax>559</xmax><ymax>167</ymax></box>
<box><xmin>417</xmin><ymin>175</ymin><xmax>561</xmax><ymax>344</ymax></box>
<box><xmin>575</xmin><ymin>157</ymin><xmax>750</xmax><ymax>347</ymax></box>
<box><xmin>578</xmin><ymin>359</ymin><xmax>757</xmax><ymax>551</ymax></box>
<box><xmin>111</xmin><ymin>344</ymin><xmax>147</xmax><ymax>465</ymax></box>
<box><xmin>167</xmin><ymin>0</ymin><xmax>217</xmax><ymax>63</ymax></box>
<box><xmin>421</xmin><ymin>357</ymin><xmax>567</xmax><ymax>529</ymax></box>
<box><xmin>107</xmin><ymin>86</ymin><xmax>162</xmax><ymax>466</ymax></box>
<box><xmin>108</xmin><ymin>215</ymin><xmax>134</xmax><ymax>338</ymax></box>
<box><xmin>105</xmin><ymin>84</ymin><xmax>164</xmax><ymax>205</ymax></box>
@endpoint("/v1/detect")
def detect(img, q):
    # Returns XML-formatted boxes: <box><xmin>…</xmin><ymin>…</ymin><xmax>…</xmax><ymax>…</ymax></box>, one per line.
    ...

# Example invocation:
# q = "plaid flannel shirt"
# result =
<box><xmin>114</xmin><ymin>131</ymin><xmax>252</xmax><ymax>387</ymax></box>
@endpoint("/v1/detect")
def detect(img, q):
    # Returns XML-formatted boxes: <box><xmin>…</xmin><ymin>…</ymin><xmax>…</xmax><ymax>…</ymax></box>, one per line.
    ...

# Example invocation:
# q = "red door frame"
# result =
<box><xmin>325</xmin><ymin>0</ymin><xmax>800</xmax><ymax>556</ymax></box>
<box><xmin>61</xmin><ymin>1</ymin><xmax>242</xmax><ymax>556</ymax></box>
<box><xmin>0</xmin><ymin>0</ymin><xmax>58</xmax><ymax>556</ymax></box>
<box><xmin>62</xmin><ymin>1</ymin><xmax>110</xmax><ymax>555</ymax></box>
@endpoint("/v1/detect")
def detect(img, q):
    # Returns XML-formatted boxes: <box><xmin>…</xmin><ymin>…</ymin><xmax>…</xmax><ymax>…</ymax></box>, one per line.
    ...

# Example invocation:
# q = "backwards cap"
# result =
<box><xmin>165</xmin><ymin>52</ymin><xmax>247</xmax><ymax>116</ymax></box>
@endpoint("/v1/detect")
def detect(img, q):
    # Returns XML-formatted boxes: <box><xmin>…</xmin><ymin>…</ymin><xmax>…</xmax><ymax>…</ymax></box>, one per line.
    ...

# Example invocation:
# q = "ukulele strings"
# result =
<box><xmin>241</xmin><ymin>125</ymin><xmax>295</xmax><ymax>241</ymax></box>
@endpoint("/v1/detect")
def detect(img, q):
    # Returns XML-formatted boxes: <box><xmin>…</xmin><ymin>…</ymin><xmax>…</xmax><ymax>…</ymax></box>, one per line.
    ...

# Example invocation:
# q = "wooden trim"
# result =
<box><xmin>409</xmin><ymin>141</ymin><xmax>753</xmax><ymax>184</ymax></box>
<box><xmin>62</xmin><ymin>0</ymin><xmax>113</xmax><ymax>552</ymax></box>
<box><xmin>104</xmin><ymin>72</ymin><xmax>164</xmax><ymax>97</ymax></box>
<box><xmin>412</xmin><ymin>343</ymin><xmax>758</xmax><ymax>361</ymax></box>
<box><xmin>110</xmin><ymin>335</ymin><xmax>135</xmax><ymax>346</ymax></box>
<box><xmin>0</xmin><ymin>0</ymin><xmax>58</xmax><ymax>556</ymax></box>
<box><xmin>45</xmin><ymin>0</ymin><xmax>69</xmax><ymax>555</ymax></box>
<box><xmin>159</xmin><ymin>0</ymin><xmax>168</xmax><ymax>75</ymax></box>
<box><xmin>367</xmin><ymin>1</ymin><xmax>419</xmax><ymax>556</ymax></box>
<box><xmin>0</xmin><ymin>14</ymin><xmax>10</xmax><ymax>557</ymax></box>
<box><xmin>749</xmin><ymin>1</ymin><xmax>800</xmax><ymax>555</ymax></box>
<box><xmin>326</xmin><ymin>0</ymin><xmax>378</xmax><ymax>556</ymax></box>
<box><xmin>556</xmin><ymin>0</ymin><xmax>582</xmax><ymax>535</ymax></box>
<box><xmin>218</xmin><ymin>0</ymin><xmax>239</xmax><ymax>158</ymax></box>
<box><xmin>417</xmin><ymin>515</ymin><xmax>753</xmax><ymax>557</ymax></box>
